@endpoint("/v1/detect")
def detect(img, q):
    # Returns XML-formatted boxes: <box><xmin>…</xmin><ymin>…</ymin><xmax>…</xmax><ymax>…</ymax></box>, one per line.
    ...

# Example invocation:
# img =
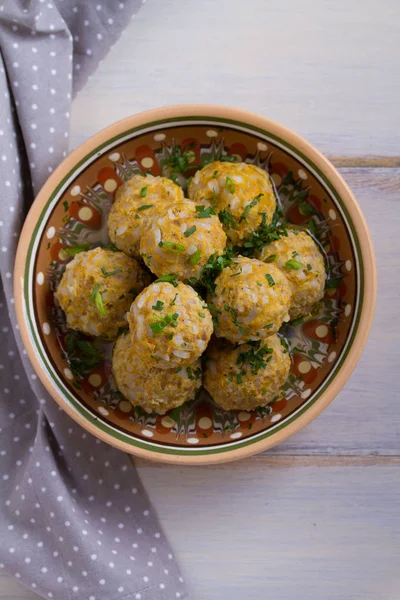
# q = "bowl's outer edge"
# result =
<box><xmin>14</xmin><ymin>104</ymin><xmax>377</xmax><ymax>465</ymax></box>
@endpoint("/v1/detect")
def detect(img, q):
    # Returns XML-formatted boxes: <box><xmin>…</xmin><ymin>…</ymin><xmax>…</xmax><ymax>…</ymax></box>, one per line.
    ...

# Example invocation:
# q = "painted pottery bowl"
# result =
<box><xmin>14</xmin><ymin>105</ymin><xmax>376</xmax><ymax>464</ymax></box>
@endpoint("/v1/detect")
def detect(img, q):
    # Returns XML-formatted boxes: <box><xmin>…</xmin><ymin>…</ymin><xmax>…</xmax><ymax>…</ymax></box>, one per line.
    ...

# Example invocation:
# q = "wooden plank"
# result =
<box><xmin>70</xmin><ymin>0</ymin><xmax>400</xmax><ymax>156</ymax></box>
<box><xmin>136</xmin><ymin>462</ymin><xmax>400</xmax><ymax>600</ymax></box>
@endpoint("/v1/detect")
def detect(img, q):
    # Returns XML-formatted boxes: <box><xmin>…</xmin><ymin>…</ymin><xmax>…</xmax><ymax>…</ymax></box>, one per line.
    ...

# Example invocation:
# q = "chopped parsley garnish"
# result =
<box><xmin>63</xmin><ymin>200</ymin><xmax>69</xmax><ymax>212</ymax></box>
<box><xmin>187</xmin><ymin>366</ymin><xmax>202</xmax><ymax>381</ymax></box>
<box><xmin>150</xmin><ymin>312</ymin><xmax>179</xmax><ymax>334</ymax></box>
<box><xmin>207</xmin><ymin>303</ymin><xmax>221</xmax><ymax>327</ymax></box>
<box><xmin>236</xmin><ymin>371</ymin><xmax>245</xmax><ymax>384</ymax></box>
<box><xmin>265</xmin><ymin>273</ymin><xmax>275</xmax><ymax>286</ymax></box>
<box><xmin>106</xmin><ymin>242</ymin><xmax>119</xmax><ymax>252</ymax></box>
<box><xmin>264</xmin><ymin>254</ymin><xmax>276</xmax><ymax>263</ymax></box>
<box><xmin>90</xmin><ymin>284</ymin><xmax>107</xmax><ymax>316</ymax></box>
<box><xmin>240</xmin><ymin>193</ymin><xmax>264</xmax><ymax>223</ymax></box>
<box><xmin>168</xmin><ymin>332</ymin><xmax>174</xmax><ymax>340</ymax></box>
<box><xmin>197</xmin><ymin>248</ymin><xmax>235</xmax><ymax>294</ymax></box>
<box><xmin>325</xmin><ymin>277</ymin><xmax>342</xmax><ymax>289</ymax></box>
<box><xmin>189</xmin><ymin>248</ymin><xmax>201</xmax><ymax>265</ymax></box>
<box><xmin>137</xmin><ymin>204</ymin><xmax>153</xmax><ymax>211</ymax></box>
<box><xmin>220</xmin><ymin>154</ymin><xmax>237</xmax><ymax>163</ymax></box>
<box><xmin>195</xmin><ymin>205</ymin><xmax>216</xmax><ymax>218</ymax></box>
<box><xmin>152</xmin><ymin>300</ymin><xmax>164</xmax><ymax>311</ymax></box>
<box><xmin>184</xmin><ymin>225</ymin><xmax>197</xmax><ymax>238</ymax></box>
<box><xmin>101</xmin><ymin>267</ymin><xmax>122</xmax><ymax>277</ymax></box>
<box><xmin>198</xmin><ymin>312</ymin><xmax>206</xmax><ymax>318</ymax></box>
<box><xmin>141</xmin><ymin>253</ymin><xmax>152</xmax><ymax>266</ymax></box>
<box><xmin>140</xmin><ymin>186</ymin><xmax>148</xmax><ymax>197</ymax></box>
<box><xmin>63</xmin><ymin>243</ymin><xmax>92</xmax><ymax>256</ymax></box>
<box><xmin>236</xmin><ymin>340</ymin><xmax>273</xmax><ymax>375</ymax></box>
<box><xmin>170</xmin><ymin>293</ymin><xmax>178</xmax><ymax>306</ymax></box>
<box><xmin>225</xmin><ymin>176</ymin><xmax>235</xmax><ymax>194</ymax></box>
<box><xmin>284</xmin><ymin>258</ymin><xmax>303</xmax><ymax>270</ymax></box>
<box><xmin>165</xmin><ymin>145</ymin><xmax>196</xmax><ymax>173</ymax></box>
<box><xmin>219</xmin><ymin>209</ymin><xmax>237</xmax><ymax>230</ymax></box>
<box><xmin>211</xmin><ymin>170</ymin><xmax>219</xmax><ymax>178</ymax></box>
<box><xmin>306</xmin><ymin>263</ymin><xmax>312</xmax><ymax>271</ymax></box>
<box><xmin>243</xmin><ymin>206</ymin><xmax>288</xmax><ymax>253</ymax></box>
<box><xmin>159</xmin><ymin>240</ymin><xmax>185</xmax><ymax>253</ymax></box>
<box><xmin>154</xmin><ymin>274</ymin><xmax>179</xmax><ymax>287</ymax></box>
<box><xmin>64</xmin><ymin>332</ymin><xmax>104</xmax><ymax>379</ymax></box>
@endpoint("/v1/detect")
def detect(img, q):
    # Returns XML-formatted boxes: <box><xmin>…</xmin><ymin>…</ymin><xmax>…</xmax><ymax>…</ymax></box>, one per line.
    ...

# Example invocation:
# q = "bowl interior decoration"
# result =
<box><xmin>15</xmin><ymin>106</ymin><xmax>374</xmax><ymax>463</ymax></box>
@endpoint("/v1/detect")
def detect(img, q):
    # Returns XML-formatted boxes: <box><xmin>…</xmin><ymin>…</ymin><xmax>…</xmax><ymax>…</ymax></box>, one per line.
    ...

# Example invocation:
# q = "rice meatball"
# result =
<box><xmin>112</xmin><ymin>333</ymin><xmax>202</xmax><ymax>414</ymax></box>
<box><xmin>188</xmin><ymin>161</ymin><xmax>276</xmax><ymax>244</ymax></box>
<box><xmin>204</xmin><ymin>334</ymin><xmax>291</xmax><ymax>410</ymax></box>
<box><xmin>107</xmin><ymin>174</ymin><xmax>184</xmax><ymax>258</ymax></box>
<box><xmin>208</xmin><ymin>256</ymin><xmax>292</xmax><ymax>343</ymax></box>
<box><xmin>128</xmin><ymin>281</ymin><xmax>213</xmax><ymax>370</ymax></box>
<box><xmin>55</xmin><ymin>247</ymin><xmax>150</xmax><ymax>339</ymax></box>
<box><xmin>139</xmin><ymin>200</ymin><xmax>227</xmax><ymax>281</ymax></box>
<box><xmin>257</xmin><ymin>230</ymin><xmax>326</xmax><ymax>319</ymax></box>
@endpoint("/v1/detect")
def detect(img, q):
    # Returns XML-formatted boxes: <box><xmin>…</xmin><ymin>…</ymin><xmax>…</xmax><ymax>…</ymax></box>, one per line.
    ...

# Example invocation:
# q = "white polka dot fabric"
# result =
<box><xmin>0</xmin><ymin>1</ymin><xmax>186</xmax><ymax>598</ymax></box>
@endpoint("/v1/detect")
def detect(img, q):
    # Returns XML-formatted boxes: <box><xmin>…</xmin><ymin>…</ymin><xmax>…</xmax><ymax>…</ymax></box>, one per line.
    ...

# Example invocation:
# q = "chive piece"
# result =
<box><xmin>151</xmin><ymin>355</ymin><xmax>157</xmax><ymax>360</ymax></box>
<box><xmin>159</xmin><ymin>240</ymin><xmax>185</xmax><ymax>253</ymax></box>
<box><xmin>195</xmin><ymin>205</ymin><xmax>216</xmax><ymax>218</ymax></box>
<box><xmin>152</xmin><ymin>300</ymin><xmax>164</xmax><ymax>311</ymax></box>
<box><xmin>229</xmin><ymin>266</ymin><xmax>242</xmax><ymax>278</ymax></box>
<box><xmin>101</xmin><ymin>267</ymin><xmax>122</xmax><ymax>277</ymax></box>
<box><xmin>90</xmin><ymin>284</ymin><xmax>107</xmax><ymax>316</ymax></box>
<box><xmin>198</xmin><ymin>312</ymin><xmax>206</xmax><ymax>319</ymax></box>
<box><xmin>284</xmin><ymin>258</ymin><xmax>303</xmax><ymax>270</ymax></box>
<box><xmin>63</xmin><ymin>200</ymin><xmax>69</xmax><ymax>212</ymax></box>
<box><xmin>189</xmin><ymin>248</ymin><xmax>201</xmax><ymax>265</ymax></box>
<box><xmin>265</xmin><ymin>273</ymin><xmax>275</xmax><ymax>287</ymax></box>
<box><xmin>150</xmin><ymin>312</ymin><xmax>179</xmax><ymax>334</ymax></box>
<box><xmin>306</xmin><ymin>263</ymin><xmax>312</xmax><ymax>271</ymax></box>
<box><xmin>264</xmin><ymin>254</ymin><xmax>276</xmax><ymax>263</ymax></box>
<box><xmin>219</xmin><ymin>209</ymin><xmax>237</xmax><ymax>230</ymax></box>
<box><xmin>236</xmin><ymin>372</ymin><xmax>243</xmax><ymax>384</ymax></box>
<box><xmin>63</xmin><ymin>243</ymin><xmax>92</xmax><ymax>256</ymax></box>
<box><xmin>140</xmin><ymin>186</ymin><xmax>148</xmax><ymax>197</ymax></box>
<box><xmin>211</xmin><ymin>170</ymin><xmax>219</xmax><ymax>178</ymax></box>
<box><xmin>257</xmin><ymin>282</ymin><xmax>262</xmax><ymax>287</ymax></box>
<box><xmin>225</xmin><ymin>176</ymin><xmax>235</xmax><ymax>194</ymax></box>
<box><xmin>240</xmin><ymin>193</ymin><xmax>264</xmax><ymax>223</ymax></box>
<box><xmin>137</xmin><ymin>204</ymin><xmax>153</xmax><ymax>211</ymax></box>
<box><xmin>168</xmin><ymin>332</ymin><xmax>174</xmax><ymax>340</ymax></box>
<box><xmin>154</xmin><ymin>274</ymin><xmax>179</xmax><ymax>287</ymax></box>
<box><xmin>170</xmin><ymin>293</ymin><xmax>178</xmax><ymax>306</ymax></box>
<box><xmin>184</xmin><ymin>225</ymin><xmax>197</xmax><ymax>238</ymax></box>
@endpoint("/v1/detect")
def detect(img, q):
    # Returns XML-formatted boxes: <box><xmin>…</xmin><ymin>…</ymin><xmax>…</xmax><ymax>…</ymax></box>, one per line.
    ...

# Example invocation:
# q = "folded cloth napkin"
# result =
<box><xmin>0</xmin><ymin>1</ymin><xmax>186</xmax><ymax>599</ymax></box>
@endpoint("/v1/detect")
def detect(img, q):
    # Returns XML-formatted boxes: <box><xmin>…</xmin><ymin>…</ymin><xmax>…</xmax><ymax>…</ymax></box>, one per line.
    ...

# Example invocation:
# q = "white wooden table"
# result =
<box><xmin>2</xmin><ymin>1</ymin><xmax>399</xmax><ymax>598</ymax></box>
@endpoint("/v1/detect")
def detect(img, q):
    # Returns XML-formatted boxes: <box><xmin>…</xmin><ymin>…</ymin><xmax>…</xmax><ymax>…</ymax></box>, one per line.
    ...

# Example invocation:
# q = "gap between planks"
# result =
<box><xmin>330</xmin><ymin>156</ymin><xmax>400</xmax><ymax>167</ymax></box>
<box><xmin>131</xmin><ymin>455</ymin><xmax>400</xmax><ymax>469</ymax></box>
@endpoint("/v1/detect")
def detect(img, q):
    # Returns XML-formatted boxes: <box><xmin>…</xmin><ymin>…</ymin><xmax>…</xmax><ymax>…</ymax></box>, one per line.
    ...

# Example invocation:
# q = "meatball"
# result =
<box><xmin>128</xmin><ymin>281</ymin><xmax>213</xmax><ymax>370</ymax></box>
<box><xmin>112</xmin><ymin>333</ymin><xmax>202</xmax><ymax>414</ymax></box>
<box><xmin>208</xmin><ymin>256</ymin><xmax>292</xmax><ymax>343</ymax></box>
<box><xmin>139</xmin><ymin>200</ymin><xmax>227</xmax><ymax>281</ymax></box>
<box><xmin>107</xmin><ymin>174</ymin><xmax>184</xmax><ymax>258</ymax></box>
<box><xmin>257</xmin><ymin>229</ymin><xmax>326</xmax><ymax>319</ymax></box>
<box><xmin>188</xmin><ymin>161</ymin><xmax>276</xmax><ymax>244</ymax></box>
<box><xmin>204</xmin><ymin>334</ymin><xmax>291</xmax><ymax>410</ymax></box>
<box><xmin>55</xmin><ymin>247</ymin><xmax>150</xmax><ymax>339</ymax></box>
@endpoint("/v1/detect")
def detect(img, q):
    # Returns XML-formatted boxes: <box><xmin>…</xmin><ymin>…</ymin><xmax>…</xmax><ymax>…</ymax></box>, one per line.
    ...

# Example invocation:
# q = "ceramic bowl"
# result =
<box><xmin>14</xmin><ymin>105</ymin><xmax>376</xmax><ymax>464</ymax></box>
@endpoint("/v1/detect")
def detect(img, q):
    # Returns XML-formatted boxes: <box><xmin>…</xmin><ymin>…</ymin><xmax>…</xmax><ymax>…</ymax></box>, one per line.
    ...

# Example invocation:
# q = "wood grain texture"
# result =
<box><xmin>70</xmin><ymin>0</ymin><xmax>400</xmax><ymax>157</ymax></box>
<box><xmin>136</xmin><ymin>463</ymin><xmax>400</xmax><ymax>600</ymax></box>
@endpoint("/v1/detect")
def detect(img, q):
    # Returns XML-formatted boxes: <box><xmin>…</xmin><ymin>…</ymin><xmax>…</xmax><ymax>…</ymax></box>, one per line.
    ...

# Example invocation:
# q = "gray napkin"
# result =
<box><xmin>0</xmin><ymin>1</ymin><xmax>186</xmax><ymax>599</ymax></box>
